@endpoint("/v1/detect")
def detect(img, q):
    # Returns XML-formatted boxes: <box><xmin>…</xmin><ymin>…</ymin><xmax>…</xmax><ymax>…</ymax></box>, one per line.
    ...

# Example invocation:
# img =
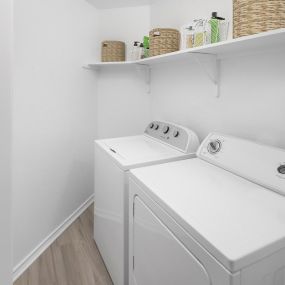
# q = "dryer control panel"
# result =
<box><xmin>197</xmin><ymin>133</ymin><xmax>285</xmax><ymax>196</ymax></box>
<box><xmin>144</xmin><ymin>121</ymin><xmax>199</xmax><ymax>154</ymax></box>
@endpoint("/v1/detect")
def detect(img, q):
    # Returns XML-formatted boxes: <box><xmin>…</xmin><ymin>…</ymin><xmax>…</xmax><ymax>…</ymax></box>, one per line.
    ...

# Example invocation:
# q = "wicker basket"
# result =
<box><xmin>149</xmin><ymin>28</ymin><xmax>180</xmax><ymax>57</ymax></box>
<box><xmin>233</xmin><ymin>0</ymin><xmax>285</xmax><ymax>38</ymax></box>
<box><xmin>101</xmin><ymin>41</ymin><xmax>125</xmax><ymax>62</ymax></box>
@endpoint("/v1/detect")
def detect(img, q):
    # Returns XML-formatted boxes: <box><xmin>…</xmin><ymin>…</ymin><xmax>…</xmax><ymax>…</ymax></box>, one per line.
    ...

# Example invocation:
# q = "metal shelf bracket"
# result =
<box><xmin>193</xmin><ymin>53</ymin><xmax>221</xmax><ymax>98</ymax></box>
<box><xmin>135</xmin><ymin>64</ymin><xmax>151</xmax><ymax>94</ymax></box>
<box><xmin>82</xmin><ymin>65</ymin><xmax>100</xmax><ymax>71</ymax></box>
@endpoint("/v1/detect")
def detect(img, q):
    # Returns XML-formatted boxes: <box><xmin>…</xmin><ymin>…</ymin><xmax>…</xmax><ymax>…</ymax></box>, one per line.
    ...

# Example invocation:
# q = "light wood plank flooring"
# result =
<box><xmin>14</xmin><ymin>204</ymin><xmax>113</xmax><ymax>285</ymax></box>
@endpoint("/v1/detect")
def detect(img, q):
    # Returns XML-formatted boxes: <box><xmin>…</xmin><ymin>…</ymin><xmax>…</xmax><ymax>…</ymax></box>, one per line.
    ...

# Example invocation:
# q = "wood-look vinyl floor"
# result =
<box><xmin>14</xmin><ymin>204</ymin><xmax>113</xmax><ymax>285</ymax></box>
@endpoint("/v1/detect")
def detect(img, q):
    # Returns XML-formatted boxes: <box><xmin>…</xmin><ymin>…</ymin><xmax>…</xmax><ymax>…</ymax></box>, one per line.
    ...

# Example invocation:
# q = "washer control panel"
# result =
<box><xmin>198</xmin><ymin>133</ymin><xmax>285</xmax><ymax>196</ymax></box>
<box><xmin>144</xmin><ymin>121</ymin><xmax>199</xmax><ymax>154</ymax></box>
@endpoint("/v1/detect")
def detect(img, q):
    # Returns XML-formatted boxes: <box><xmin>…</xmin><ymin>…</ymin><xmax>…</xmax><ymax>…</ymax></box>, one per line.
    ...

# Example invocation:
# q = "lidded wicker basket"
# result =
<box><xmin>101</xmin><ymin>41</ymin><xmax>126</xmax><ymax>62</ymax></box>
<box><xmin>149</xmin><ymin>28</ymin><xmax>180</xmax><ymax>57</ymax></box>
<box><xmin>233</xmin><ymin>0</ymin><xmax>285</xmax><ymax>38</ymax></box>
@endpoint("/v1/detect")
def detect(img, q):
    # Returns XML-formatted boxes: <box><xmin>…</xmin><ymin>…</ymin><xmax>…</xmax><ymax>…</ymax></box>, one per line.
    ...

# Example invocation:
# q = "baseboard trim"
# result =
<box><xmin>13</xmin><ymin>194</ymin><xmax>94</xmax><ymax>282</ymax></box>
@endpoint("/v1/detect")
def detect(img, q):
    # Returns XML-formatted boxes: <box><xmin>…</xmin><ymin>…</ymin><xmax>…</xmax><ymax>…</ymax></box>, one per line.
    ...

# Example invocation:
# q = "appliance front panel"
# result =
<box><xmin>130</xmin><ymin>159</ymin><xmax>285</xmax><ymax>273</ymax></box>
<box><xmin>129</xmin><ymin>178</ymin><xmax>241</xmax><ymax>285</ymax></box>
<box><xmin>94</xmin><ymin>145</ymin><xmax>126</xmax><ymax>285</ymax></box>
<box><xmin>241</xmin><ymin>247</ymin><xmax>285</xmax><ymax>285</ymax></box>
<box><xmin>132</xmin><ymin>196</ymin><xmax>211</xmax><ymax>285</ymax></box>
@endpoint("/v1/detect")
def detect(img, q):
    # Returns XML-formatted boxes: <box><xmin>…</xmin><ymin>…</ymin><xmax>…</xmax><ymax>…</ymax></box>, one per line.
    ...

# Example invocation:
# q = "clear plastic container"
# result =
<box><xmin>193</xmin><ymin>19</ymin><xmax>208</xmax><ymax>47</ymax></box>
<box><xmin>218</xmin><ymin>20</ymin><xmax>229</xmax><ymax>42</ymax></box>
<box><xmin>181</xmin><ymin>25</ymin><xmax>195</xmax><ymax>49</ymax></box>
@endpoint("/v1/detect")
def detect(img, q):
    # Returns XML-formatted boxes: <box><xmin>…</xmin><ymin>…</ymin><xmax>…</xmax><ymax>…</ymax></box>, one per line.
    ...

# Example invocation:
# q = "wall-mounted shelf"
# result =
<box><xmin>84</xmin><ymin>28</ymin><xmax>285</xmax><ymax>96</ymax></box>
<box><xmin>87</xmin><ymin>29</ymin><xmax>285</xmax><ymax>67</ymax></box>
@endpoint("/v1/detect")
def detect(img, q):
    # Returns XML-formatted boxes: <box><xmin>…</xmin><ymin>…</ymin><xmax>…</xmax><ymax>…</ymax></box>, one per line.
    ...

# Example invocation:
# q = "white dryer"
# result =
<box><xmin>94</xmin><ymin>121</ymin><xmax>200</xmax><ymax>285</ymax></box>
<box><xmin>129</xmin><ymin>133</ymin><xmax>285</xmax><ymax>285</ymax></box>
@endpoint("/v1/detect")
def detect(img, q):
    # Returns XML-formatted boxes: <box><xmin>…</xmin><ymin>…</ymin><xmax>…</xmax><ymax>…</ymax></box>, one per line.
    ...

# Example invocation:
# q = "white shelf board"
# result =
<box><xmin>86</xmin><ymin>28</ymin><xmax>285</xmax><ymax>69</ymax></box>
<box><xmin>87</xmin><ymin>61</ymin><xmax>135</xmax><ymax>69</ymax></box>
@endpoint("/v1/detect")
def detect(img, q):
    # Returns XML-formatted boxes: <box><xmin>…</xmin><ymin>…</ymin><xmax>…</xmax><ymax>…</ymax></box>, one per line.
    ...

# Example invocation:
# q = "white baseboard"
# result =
<box><xmin>13</xmin><ymin>194</ymin><xmax>94</xmax><ymax>282</ymax></box>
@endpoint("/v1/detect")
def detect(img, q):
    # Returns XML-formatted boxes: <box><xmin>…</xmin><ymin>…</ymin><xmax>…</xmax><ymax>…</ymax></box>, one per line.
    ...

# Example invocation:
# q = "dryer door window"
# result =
<box><xmin>132</xmin><ymin>196</ymin><xmax>211</xmax><ymax>285</ymax></box>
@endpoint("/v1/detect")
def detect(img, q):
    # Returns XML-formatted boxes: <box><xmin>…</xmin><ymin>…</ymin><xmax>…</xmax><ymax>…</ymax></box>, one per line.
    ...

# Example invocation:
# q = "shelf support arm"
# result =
<box><xmin>192</xmin><ymin>53</ymin><xmax>221</xmax><ymax>98</ymax></box>
<box><xmin>135</xmin><ymin>64</ymin><xmax>151</xmax><ymax>94</ymax></box>
<box><xmin>82</xmin><ymin>64</ymin><xmax>100</xmax><ymax>72</ymax></box>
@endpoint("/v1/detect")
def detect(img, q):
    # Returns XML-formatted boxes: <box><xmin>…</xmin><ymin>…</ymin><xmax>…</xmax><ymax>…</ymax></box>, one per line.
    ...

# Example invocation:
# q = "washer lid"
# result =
<box><xmin>96</xmin><ymin>135</ymin><xmax>192</xmax><ymax>170</ymax></box>
<box><xmin>130</xmin><ymin>158</ymin><xmax>285</xmax><ymax>273</ymax></box>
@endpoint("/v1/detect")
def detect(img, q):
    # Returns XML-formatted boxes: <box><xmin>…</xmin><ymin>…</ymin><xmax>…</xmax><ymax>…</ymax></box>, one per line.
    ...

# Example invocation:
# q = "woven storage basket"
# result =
<box><xmin>101</xmin><ymin>41</ymin><xmax>125</xmax><ymax>62</ymax></box>
<box><xmin>149</xmin><ymin>28</ymin><xmax>180</xmax><ymax>57</ymax></box>
<box><xmin>233</xmin><ymin>0</ymin><xmax>285</xmax><ymax>38</ymax></box>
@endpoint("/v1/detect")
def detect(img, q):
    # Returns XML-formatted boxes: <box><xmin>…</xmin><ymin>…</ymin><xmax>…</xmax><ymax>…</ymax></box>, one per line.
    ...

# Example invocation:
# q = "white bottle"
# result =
<box><xmin>138</xmin><ymin>43</ymin><xmax>144</xmax><ymax>59</ymax></box>
<box><xmin>131</xmin><ymin>41</ymin><xmax>140</xmax><ymax>61</ymax></box>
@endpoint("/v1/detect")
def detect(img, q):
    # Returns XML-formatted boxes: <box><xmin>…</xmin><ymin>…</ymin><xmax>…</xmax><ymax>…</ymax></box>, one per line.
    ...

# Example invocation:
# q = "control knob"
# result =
<box><xmin>154</xmin><ymin>124</ymin><xmax>159</xmax><ymax>130</ymax></box>
<box><xmin>278</xmin><ymin>165</ymin><xmax>285</xmax><ymax>175</ymax></box>
<box><xmin>163</xmin><ymin>126</ymin><xmax>170</xmax><ymax>134</ymax></box>
<box><xmin>173</xmin><ymin>130</ymin><xmax>180</xmax><ymax>138</ymax></box>
<box><xmin>208</xmin><ymin>140</ymin><xmax>222</xmax><ymax>154</ymax></box>
<box><xmin>149</xmin><ymin>123</ymin><xmax>154</xmax><ymax>129</ymax></box>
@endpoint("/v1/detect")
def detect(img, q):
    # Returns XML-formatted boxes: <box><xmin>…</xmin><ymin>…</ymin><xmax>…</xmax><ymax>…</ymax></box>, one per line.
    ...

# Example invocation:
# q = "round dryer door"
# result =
<box><xmin>132</xmin><ymin>197</ymin><xmax>211</xmax><ymax>285</ymax></box>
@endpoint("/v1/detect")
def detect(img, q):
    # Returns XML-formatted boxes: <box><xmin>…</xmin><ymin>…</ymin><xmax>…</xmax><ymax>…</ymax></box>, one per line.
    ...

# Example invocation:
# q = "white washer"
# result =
<box><xmin>129</xmin><ymin>133</ymin><xmax>285</xmax><ymax>285</ymax></box>
<box><xmin>94</xmin><ymin>121</ymin><xmax>200</xmax><ymax>285</ymax></box>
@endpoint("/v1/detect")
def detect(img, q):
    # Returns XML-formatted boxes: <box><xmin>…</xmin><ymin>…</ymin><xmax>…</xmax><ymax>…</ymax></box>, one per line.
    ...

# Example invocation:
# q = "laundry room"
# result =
<box><xmin>0</xmin><ymin>0</ymin><xmax>285</xmax><ymax>284</ymax></box>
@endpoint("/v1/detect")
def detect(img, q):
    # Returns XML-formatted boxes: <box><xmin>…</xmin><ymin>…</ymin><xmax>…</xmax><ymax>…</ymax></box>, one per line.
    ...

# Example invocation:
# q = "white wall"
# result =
<box><xmin>87</xmin><ymin>0</ymin><xmax>152</xmax><ymax>9</ymax></box>
<box><xmin>96</xmin><ymin>6</ymin><xmax>152</xmax><ymax>138</ymax></box>
<box><xmin>12</xmin><ymin>2</ymin><xmax>151</xmax><ymax>275</ymax></box>
<box><xmin>12</xmin><ymin>0</ymin><xmax>98</xmax><ymax>270</ymax></box>
<box><xmin>0</xmin><ymin>0</ymin><xmax>12</xmax><ymax>283</ymax></box>
<box><xmin>149</xmin><ymin>0</ymin><xmax>285</xmax><ymax>149</ymax></box>
<box><xmin>97</xmin><ymin>66</ymin><xmax>152</xmax><ymax>138</ymax></box>
<box><xmin>97</xmin><ymin>6</ymin><xmax>151</xmax><ymax>61</ymax></box>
